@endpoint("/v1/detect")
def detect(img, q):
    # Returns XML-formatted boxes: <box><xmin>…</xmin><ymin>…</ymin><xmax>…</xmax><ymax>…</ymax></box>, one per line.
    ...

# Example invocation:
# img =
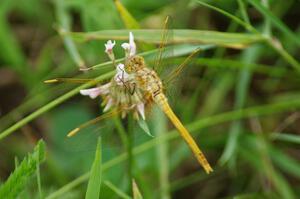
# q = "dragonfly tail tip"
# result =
<box><xmin>67</xmin><ymin>128</ymin><xmax>80</xmax><ymax>137</ymax></box>
<box><xmin>44</xmin><ymin>79</ymin><xmax>58</xmax><ymax>83</ymax></box>
<box><xmin>204</xmin><ymin>166</ymin><xmax>213</xmax><ymax>174</ymax></box>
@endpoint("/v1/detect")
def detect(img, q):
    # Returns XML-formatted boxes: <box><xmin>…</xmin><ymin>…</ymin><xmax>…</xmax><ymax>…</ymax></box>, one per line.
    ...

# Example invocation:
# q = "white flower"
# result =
<box><xmin>114</xmin><ymin>63</ymin><xmax>130</xmax><ymax>85</ymax></box>
<box><xmin>80</xmin><ymin>83</ymin><xmax>111</xmax><ymax>99</ymax></box>
<box><xmin>121</xmin><ymin>32</ymin><xmax>136</xmax><ymax>56</ymax></box>
<box><xmin>104</xmin><ymin>40</ymin><xmax>116</xmax><ymax>54</ymax></box>
<box><xmin>137</xmin><ymin>103</ymin><xmax>145</xmax><ymax>120</ymax></box>
<box><xmin>105</xmin><ymin>40</ymin><xmax>116</xmax><ymax>61</ymax></box>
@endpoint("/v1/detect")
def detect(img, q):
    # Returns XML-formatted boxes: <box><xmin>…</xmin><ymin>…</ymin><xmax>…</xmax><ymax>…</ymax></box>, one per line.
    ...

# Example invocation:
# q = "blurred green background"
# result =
<box><xmin>1</xmin><ymin>0</ymin><xmax>300</xmax><ymax>198</ymax></box>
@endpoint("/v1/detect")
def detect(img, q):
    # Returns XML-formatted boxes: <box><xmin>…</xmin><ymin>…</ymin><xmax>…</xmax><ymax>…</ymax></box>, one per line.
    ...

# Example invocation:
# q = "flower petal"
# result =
<box><xmin>137</xmin><ymin>103</ymin><xmax>145</xmax><ymax>120</ymax></box>
<box><xmin>129</xmin><ymin>32</ymin><xmax>136</xmax><ymax>56</ymax></box>
<box><xmin>80</xmin><ymin>87</ymin><xmax>102</xmax><ymax>99</ymax></box>
<box><xmin>121</xmin><ymin>32</ymin><xmax>136</xmax><ymax>56</ymax></box>
<box><xmin>103</xmin><ymin>98</ymin><xmax>114</xmax><ymax>112</ymax></box>
<box><xmin>121</xmin><ymin>43</ymin><xmax>130</xmax><ymax>51</ymax></box>
<box><xmin>114</xmin><ymin>63</ymin><xmax>131</xmax><ymax>85</ymax></box>
<box><xmin>104</xmin><ymin>40</ymin><xmax>116</xmax><ymax>54</ymax></box>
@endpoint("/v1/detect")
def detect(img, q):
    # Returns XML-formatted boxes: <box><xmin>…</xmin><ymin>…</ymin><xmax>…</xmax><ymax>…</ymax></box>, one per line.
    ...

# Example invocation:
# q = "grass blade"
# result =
<box><xmin>220</xmin><ymin>46</ymin><xmax>260</xmax><ymax>165</ymax></box>
<box><xmin>0</xmin><ymin>71</ymin><xmax>114</xmax><ymax>141</ymax></box>
<box><xmin>46</xmin><ymin>98</ymin><xmax>300</xmax><ymax>198</ymax></box>
<box><xmin>104</xmin><ymin>181</ymin><xmax>132</xmax><ymax>199</ymax></box>
<box><xmin>248</xmin><ymin>0</ymin><xmax>300</xmax><ymax>46</ymax></box>
<box><xmin>54</xmin><ymin>0</ymin><xmax>86</xmax><ymax>69</ymax></box>
<box><xmin>66</xmin><ymin>29</ymin><xmax>264</xmax><ymax>49</ymax></box>
<box><xmin>153</xmin><ymin>107</ymin><xmax>170</xmax><ymax>199</ymax></box>
<box><xmin>132</xmin><ymin>179</ymin><xmax>143</xmax><ymax>199</ymax></box>
<box><xmin>0</xmin><ymin>140</ymin><xmax>46</xmax><ymax>199</ymax></box>
<box><xmin>85</xmin><ymin>137</ymin><xmax>102</xmax><ymax>199</ymax></box>
<box><xmin>114</xmin><ymin>0</ymin><xmax>140</xmax><ymax>29</ymax></box>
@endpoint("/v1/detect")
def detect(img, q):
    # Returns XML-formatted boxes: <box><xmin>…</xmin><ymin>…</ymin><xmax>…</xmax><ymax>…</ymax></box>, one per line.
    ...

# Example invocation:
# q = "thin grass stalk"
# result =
<box><xmin>45</xmin><ymin>98</ymin><xmax>300</xmax><ymax>198</ymax></box>
<box><xmin>154</xmin><ymin>108</ymin><xmax>170</xmax><ymax>199</ymax></box>
<box><xmin>0</xmin><ymin>71</ymin><xmax>115</xmax><ymax>141</ymax></box>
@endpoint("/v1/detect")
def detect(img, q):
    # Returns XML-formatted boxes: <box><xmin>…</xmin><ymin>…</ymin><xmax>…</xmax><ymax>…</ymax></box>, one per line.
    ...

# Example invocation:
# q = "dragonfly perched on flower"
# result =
<box><xmin>45</xmin><ymin>23</ymin><xmax>213</xmax><ymax>174</ymax></box>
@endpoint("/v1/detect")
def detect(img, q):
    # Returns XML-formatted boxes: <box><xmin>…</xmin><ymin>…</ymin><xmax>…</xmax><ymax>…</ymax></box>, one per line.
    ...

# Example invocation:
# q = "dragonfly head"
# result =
<box><xmin>125</xmin><ymin>55</ymin><xmax>145</xmax><ymax>73</ymax></box>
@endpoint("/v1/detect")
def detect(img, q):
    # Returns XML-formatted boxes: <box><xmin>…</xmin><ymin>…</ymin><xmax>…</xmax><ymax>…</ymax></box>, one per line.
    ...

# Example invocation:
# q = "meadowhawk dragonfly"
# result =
<box><xmin>45</xmin><ymin>16</ymin><xmax>213</xmax><ymax>174</ymax></box>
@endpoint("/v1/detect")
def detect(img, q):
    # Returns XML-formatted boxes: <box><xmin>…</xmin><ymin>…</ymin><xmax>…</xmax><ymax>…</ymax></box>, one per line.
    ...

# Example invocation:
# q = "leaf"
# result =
<box><xmin>132</xmin><ymin>179</ymin><xmax>143</xmax><ymax>199</ymax></box>
<box><xmin>0</xmin><ymin>7</ymin><xmax>26</xmax><ymax>71</ymax></box>
<box><xmin>66</xmin><ymin>29</ymin><xmax>264</xmax><ymax>49</ymax></box>
<box><xmin>248</xmin><ymin>0</ymin><xmax>300</xmax><ymax>46</ymax></box>
<box><xmin>0</xmin><ymin>44</ymin><xmax>207</xmax><ymax>141</ymax></box>
<box><xmin>269</xmin><ymin>145</ymin><xmax>300</xmax><ymax>178</ymax></box>
<box><xmin>114</xmin><ymin>0</ymin><xmax>140</xmax><ymax>29</ymax></box>
<box><xmin>137</xmin><ymin>119</ymin><xmax>153</xmax><ymax>137</ymax></box>
<box><xmin>46</xmin><ymin>98</ymin><xmax>300</xmax><ymax>198</ymax></box>
<box><xmin>0</xmin><ymin>140</ymin><xmax>46</xmax><ymax>199</ymax></box>
<box><xmin>0</xmin><ymin>71</ymin><xmax>114</xmax><ymax>141</ymax></box>
<box><xmin>104</xmin><ymin>181</ymin><xmax>131</xmax><ymax>199</ymax></box>
<box><xmin>54</xmin><ymin>0</ymin><xmax>86</xmax><ymax>69</ymax></box>
<box><xmin>272</xmin><ymin>133</ymin><xmax>300</xmax><ymax>145</ymax></box>
<box><xmin>85</xmin><ymin>137</ymin><xmax>102</xmax><ymax>199</ymax></box>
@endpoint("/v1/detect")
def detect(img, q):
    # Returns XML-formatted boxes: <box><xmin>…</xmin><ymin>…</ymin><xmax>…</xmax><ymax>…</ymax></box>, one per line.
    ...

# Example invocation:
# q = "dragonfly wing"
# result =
<box><xmin>149</xmin><ymin>15</ymin><xmax>174</xmax><ymax>76</ymax></box>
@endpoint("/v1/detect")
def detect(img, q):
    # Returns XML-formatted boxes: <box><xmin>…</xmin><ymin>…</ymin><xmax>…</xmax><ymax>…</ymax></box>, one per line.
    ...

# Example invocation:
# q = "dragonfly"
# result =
<box><xmin>45</xmin><ymin>17</ymin><xmax>213</xmax><ymax>174</ymax></box>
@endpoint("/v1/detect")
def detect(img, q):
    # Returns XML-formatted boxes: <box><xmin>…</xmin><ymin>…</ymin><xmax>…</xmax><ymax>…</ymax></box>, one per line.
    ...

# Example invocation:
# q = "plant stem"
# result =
<box><xmin>127</xmin><ymin>114</ymin><xmax>135</xmax><ymax>190</ymax></box>
<box><xmin>0</xmin><ymin>71</ymin><xmax>114</xmax><ymax>141</ymax></box>
<box><xmin>45</xmin><ymin>98</ymin><xmax>300</xmax><ymax>199</ymax></box>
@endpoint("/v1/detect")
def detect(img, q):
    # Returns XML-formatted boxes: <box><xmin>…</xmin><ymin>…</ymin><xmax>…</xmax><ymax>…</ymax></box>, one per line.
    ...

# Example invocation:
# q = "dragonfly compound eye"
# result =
<box><xmin>126</xmin><ymin>55</ymin><xmax>145</xmax><ymax>72</ymax></box>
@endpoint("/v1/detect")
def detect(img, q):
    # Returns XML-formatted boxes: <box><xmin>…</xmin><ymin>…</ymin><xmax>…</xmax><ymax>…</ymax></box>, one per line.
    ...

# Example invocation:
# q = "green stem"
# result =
<box><xmin>266</xmin><ymin>38</ymin><xmax>300</xmax><ymax>72</ymax></box>
<box><xmin>196</xmin><ymin>0</ymin><xmax>300</xmax><ymax>73</ymax></box>
<box><xmin>127</xmin><ymin>114</ymin><xmax>135</xmax><ymax>188</ymax></box>
<box><xmin>0</xmin><ymin>71</ymin><xmax>114</xmax><ymax>141</ymax></box>
<box><xmin>45</xmin><ymin>98</ymin><xmax>300</xmax><ymax>198</ymax></box>
<box><xmin>154</xmin><ymin>107</ymin><xmax>170</xmax><ymax>199</ymax></box>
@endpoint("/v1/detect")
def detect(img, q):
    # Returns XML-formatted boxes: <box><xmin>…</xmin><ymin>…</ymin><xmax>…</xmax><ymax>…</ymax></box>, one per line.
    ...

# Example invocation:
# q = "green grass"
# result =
<box><xmin>0</xmin><ymin>140</ymin><xmax>45</xmax><ymax>199</ymax></box>
<box><xmin>0</xmin><ymin>0</ymin><xmax>300</xmax><ymax>198</ymax></box>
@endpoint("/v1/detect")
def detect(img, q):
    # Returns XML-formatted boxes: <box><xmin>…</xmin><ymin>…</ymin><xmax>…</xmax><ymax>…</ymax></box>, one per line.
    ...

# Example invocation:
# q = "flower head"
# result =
<box><xmin>105</xmin><ymin>40</ymin><xmax>116</xmax><ymax>61</ymax></box>
<box><xmin>80</xmin><ymin>32</ymin><xmax>147</xmax><ymax>119</ymax></box>
<box><xmin>121</xmin><ymin>32</ymin><xmax>136</xmax><ymax>57</ymax></box>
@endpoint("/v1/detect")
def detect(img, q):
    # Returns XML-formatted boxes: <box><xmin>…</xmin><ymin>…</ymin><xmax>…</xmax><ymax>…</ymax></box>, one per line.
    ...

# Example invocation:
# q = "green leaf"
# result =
<box><xmin>269</xmin><ymin>145</ymin><xmax>300</xmax><ymax>178</ymax></box>
<box><xmin>104</xmin><ymin>181</ymin><xmax>131</xmax><ymax>199</ymax></box>
<box><xmin>271</xmin><ymin>133</ymin><xmax>300</xmax><ymax>144</ymax></box>
<box><xmin>46</xmin><ymin>97</ymin><xmax>300</xmax><ymax>198</ymax></box>
<box><xmin>248</xmin><ymin>0</ymin><xmax>300</xmax><ymax>46</ymax></box>
<box><xmin>137</xmin><ymin>119</ymin><xmax>153</xmax><ymax>137</ymax></box>
<box><xmin>0</xmin><ymin>140</ymin><xmax>46</xmax><ymax>199</ymax></box>
<box><xmin>114</xmin><ymin>0</ymin><xmax>140</xmax><ymax>29</ymax></box>
<box><xmin>85</xmin><ymin>137</ymin><xmax>102</xmax><ymax>199</ymax></box>
<box><xmin>0</xmin><ymin>44</ymin><xmax>207</xmax><ymax>141</ymax></box>
<box><xmin>0</xmin><ymin>71</ymin><xmax>114</xmax><ymax>141</ymax></box>
<box><xmin>55</xmin><ymin>0</ymin><xmax>86</xmax><ymax>69</ymax></box>
<box><xmin>132</xmin><ymin>179</ymin><xmax>143</xmax><ymax>199</ymax></box>
<box><xmin>66</xmin><ymin>29</ymin><xmax>264</xmax><ymax>49</ymax></box>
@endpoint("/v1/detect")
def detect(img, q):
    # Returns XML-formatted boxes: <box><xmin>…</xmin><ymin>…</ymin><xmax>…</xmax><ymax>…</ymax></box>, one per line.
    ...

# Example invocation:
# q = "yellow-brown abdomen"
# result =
<box><xmin>156</xmin><ymin>93</ymin><xmax>213</xmax><ymax>174</ymax></box>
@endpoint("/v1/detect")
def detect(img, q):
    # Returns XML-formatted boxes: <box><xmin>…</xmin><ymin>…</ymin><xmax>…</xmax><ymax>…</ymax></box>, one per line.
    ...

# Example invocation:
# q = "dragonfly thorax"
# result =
<box><xmin>125</xmin><ymin>55</ymin><xmax>146</xmax><ymax>73</ymax></box>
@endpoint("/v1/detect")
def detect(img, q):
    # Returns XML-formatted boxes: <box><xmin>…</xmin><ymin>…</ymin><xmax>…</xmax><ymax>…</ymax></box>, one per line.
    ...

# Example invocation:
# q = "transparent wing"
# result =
<box><xmin>163</xmin><ymin>47</ymin><xmax>202</xmax><ymax>85</ymax></box>
<box><xmin>146</xmin><ymin>15</ymin><xmax>174</xmax><ymax>76</ymax></box>
<box><xmin>153</xmin><ymin>16</ymin><xmax>171</xmax><ymax>72</ymax></box>
<box><xmin>51</xmin><ymin>113</ymin><xmax>153</xmax><ymax>154</ymax></box>
<box><xmin>162</xmin><ymin>47</ymin><xmax>202</xmax><ymax>107</ymax></box>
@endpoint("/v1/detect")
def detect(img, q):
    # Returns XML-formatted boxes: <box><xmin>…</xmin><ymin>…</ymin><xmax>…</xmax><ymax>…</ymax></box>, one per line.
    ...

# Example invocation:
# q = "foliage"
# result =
<box><xmin>0</xmin><ymin>140</ymin><xmax>45</xmax><ymax>199</ymax></box>
<box><xmin>0</xmin><ymin>0</ymin><xmax>300</xmax><ymax>198</ymax></box>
